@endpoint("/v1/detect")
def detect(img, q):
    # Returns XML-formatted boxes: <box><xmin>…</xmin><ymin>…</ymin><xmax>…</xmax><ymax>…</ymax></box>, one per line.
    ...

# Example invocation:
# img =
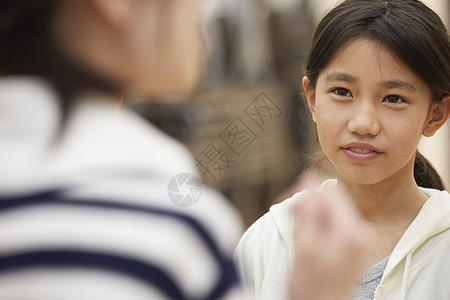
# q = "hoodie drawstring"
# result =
<box><xmin>400</xmin><ymin>252</ymin><xmax>412</xmax><ymax>300</ymax></box>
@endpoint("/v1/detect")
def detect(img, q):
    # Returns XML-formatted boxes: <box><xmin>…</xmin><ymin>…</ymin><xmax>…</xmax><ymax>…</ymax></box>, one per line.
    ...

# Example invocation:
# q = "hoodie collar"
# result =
<box><xmin>270</xmin><ymin>180</ymin><xmax>450</xmax><ymax>274</ymax></box>
<box><xmin>383</xmin><ymin>187</ymin><xmax>450</xmax><ymax>275</ymax></box>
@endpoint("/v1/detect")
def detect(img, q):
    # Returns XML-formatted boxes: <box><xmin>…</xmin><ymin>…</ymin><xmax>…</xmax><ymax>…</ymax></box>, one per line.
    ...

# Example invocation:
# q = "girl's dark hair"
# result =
<box><xmin>303</xmin><ymin>0</ymin><xmax>450</xmax><ymax>190</ymax></box>
<box><xmin>0</xmin><ymin>0</ymin><xmax>122</xmax><ymax>126</ymax></box>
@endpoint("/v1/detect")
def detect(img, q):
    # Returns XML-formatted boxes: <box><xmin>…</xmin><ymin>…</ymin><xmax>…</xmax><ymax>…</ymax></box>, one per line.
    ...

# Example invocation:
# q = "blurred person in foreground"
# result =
<box><xmin>0</xmin><ymin>0</ymin><xmax>370</xmax><ymax>299</ymax></box>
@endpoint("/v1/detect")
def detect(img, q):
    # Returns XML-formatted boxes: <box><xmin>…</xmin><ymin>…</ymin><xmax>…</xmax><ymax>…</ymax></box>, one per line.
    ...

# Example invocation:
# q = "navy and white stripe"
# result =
<box><xmin>0</xmin><ymin>190</ymin><xmax>241</xmax><ymax>299</ymax></box>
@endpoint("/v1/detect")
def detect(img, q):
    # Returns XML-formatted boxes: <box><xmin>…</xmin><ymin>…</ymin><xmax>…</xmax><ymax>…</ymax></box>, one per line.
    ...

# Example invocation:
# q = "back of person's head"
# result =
<box><xmin>303</xmin><ymin>0</ymin><xmax>450</xmax><ymax>190</ymax></box>
<box><xmin>0</xmin><ymin>0</ymin><xmax>124</xmax><ymax>125</ymax></box>
<box><xmin>0</xmin><ymin>0</ymin><xmax>208</xmax><ymax>120</ymax></box>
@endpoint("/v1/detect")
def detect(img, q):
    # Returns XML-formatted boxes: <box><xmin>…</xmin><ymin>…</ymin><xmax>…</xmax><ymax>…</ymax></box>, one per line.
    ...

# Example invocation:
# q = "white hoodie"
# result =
<box><xmin>235</xmin><ymin>180</ymin><xmax>450</xmax><ymax>300</ymax></box>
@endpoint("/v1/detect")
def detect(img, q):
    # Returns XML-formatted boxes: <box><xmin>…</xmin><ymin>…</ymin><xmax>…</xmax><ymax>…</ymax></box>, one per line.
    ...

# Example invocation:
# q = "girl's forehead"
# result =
<box><xmin>328</xmin><ymin>39</ymin><xmax>399</xmax><ymax>69</ymax></box>
<box><xmin>319</xmin><ymin>38</ymin><xmax>424</xmax><ymax>86</ymax></box>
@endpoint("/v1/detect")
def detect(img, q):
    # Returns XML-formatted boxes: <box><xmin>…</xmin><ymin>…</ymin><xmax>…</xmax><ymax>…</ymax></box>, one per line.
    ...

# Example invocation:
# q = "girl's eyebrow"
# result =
<box><xmin>325</xmin><ymin>72</ymin><xmax>356</xmax><ymax>83</ymax></box>
<box><xmin>325</xmin><ymin>71</ymin><xmax>417</xmax><ymax>92</ymax></box>
<box><xmin>383</xmin><ymin>80</ymin><xmax>416</xmax><ymax>92</ymax></box>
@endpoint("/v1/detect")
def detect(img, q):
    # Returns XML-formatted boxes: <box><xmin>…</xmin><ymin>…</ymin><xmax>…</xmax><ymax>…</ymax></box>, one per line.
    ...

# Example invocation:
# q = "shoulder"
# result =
<box><xmin>235</xmin><ymin>193</ymin><xmax>298</xmax><ymax>259</ymax></box>
<box><xmin>234</xmin><ymin>190</ymin><xmax>308</xmax><ymax>299</ymax></box>
<box><xmin>67</xmin><ymin>100</ymin><xmax>199</xmax><ymax>177</ymax></box>
<box><xmin>63</xmin><ymin>106</ymin><xmax>246</xmax><ymax>253</ymax></box>
<box><xmin>419</xmin><ymin>187</ymin><xmax>450</xmax><ymax>202</ymax></box>
<box><xmin>417</xmin><ymin>187</ymin><xmax>450</xmax><ymax>232</ymax></box>
<box><xmin>234</xmin><ymin>207</ymin><xmax>291</xmax><ymax>299</ymax></box>
<box><xmin>60</xmin><ymin>97</ymin><xmax>246</xmax><ymax>248</ymax></box>
<box><xmin>236</xmin><ymin>179</ymin><xmax>338</xmax><ymax>260</ymax></box>
<box><xmin>234</xmin><ymin>179</ymin><xmax>338</xmax><ymax>276</ymax></box>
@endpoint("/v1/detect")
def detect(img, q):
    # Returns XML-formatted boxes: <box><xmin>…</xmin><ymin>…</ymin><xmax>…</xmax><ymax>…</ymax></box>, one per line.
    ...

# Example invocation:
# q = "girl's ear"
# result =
<box><xmin>302</xmin><ymin>76</ymin><xmax>317</xmax><ymax>123</ymax></box>
<box><xmin>422</xmin><ymin>95</ymin><xmax>450</xmax><ymax>137</ymax></box>
<box><xmin>116</xmin><ymin>94</ymin><xmax>124</xmax><ymax>109</ymax></box>
<box><xmin>89</xmin><ymin>0</ymin><xmax>136</xmax><ymax>29</ymax></box>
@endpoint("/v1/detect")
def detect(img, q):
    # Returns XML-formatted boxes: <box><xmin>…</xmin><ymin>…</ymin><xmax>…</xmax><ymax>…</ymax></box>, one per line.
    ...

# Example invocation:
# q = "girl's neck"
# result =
<box><xmin>337</xmin><ymin>174</ymin><xmax>428</xmax><ymax>225</ymax></box>
<box><xmin>337</xmin><ymin>172</ymin><xmax>429</xmax><ymax>268</ymax></box>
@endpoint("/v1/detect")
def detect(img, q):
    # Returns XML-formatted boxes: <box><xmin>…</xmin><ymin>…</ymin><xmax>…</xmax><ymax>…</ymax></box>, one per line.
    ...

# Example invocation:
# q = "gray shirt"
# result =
<box><xmin>350</xmin><ymin>255</ymin><xmax>390</xmax><ymax>300</ymax></box>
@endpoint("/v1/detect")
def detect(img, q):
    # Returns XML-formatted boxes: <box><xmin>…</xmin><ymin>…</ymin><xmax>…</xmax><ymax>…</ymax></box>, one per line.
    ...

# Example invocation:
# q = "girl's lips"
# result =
<box><xmin>341</xmin><ymin>143</ymin><xmax>383</xmax><ymax>162</ymax></box>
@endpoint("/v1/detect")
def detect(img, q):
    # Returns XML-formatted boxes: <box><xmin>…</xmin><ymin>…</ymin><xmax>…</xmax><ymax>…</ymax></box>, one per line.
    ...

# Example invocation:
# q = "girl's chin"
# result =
<box><xmin>336</xmin><ymin>170</ymin><xmax>386</xmax><ymax>187</ymax></box>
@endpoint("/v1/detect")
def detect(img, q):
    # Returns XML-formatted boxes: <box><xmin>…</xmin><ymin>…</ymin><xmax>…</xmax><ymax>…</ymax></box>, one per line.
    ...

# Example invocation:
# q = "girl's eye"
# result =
<box><xmin>383</xmin><ymin>95</ymin><xmax>406</xmax><ymax>104</ymax></box>
<box><xmin>332</xmin><ymin>88</ymin><xmax>352</xmax><ymax>97</ymax></box>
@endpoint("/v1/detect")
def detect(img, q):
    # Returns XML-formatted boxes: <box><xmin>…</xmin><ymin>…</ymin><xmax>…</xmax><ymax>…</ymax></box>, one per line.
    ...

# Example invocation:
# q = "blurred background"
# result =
<box><xmin>129</xmin><ymin>0</ymin><xmax>450</xmax><ymax>228</ymax></box>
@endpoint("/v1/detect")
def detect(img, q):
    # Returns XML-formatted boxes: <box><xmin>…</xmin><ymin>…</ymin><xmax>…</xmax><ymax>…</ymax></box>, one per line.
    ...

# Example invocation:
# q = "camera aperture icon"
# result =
<box><xmin>167</xmin><ymin>173</ymin><xmax>202</xmax><ymax>207</ymax></box>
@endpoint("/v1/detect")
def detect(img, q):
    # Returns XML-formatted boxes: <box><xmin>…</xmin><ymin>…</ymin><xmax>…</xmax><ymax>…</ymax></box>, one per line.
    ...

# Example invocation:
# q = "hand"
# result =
<box><xmin>290</xmin><ymin>177</ymin><xmax>373</xmax><ymax>300</ymax></box>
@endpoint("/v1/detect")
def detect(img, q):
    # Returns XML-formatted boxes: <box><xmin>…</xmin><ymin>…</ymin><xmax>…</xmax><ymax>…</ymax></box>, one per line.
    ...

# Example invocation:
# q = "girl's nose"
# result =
<box><xmin>347</xmin><ymin>102</ymin><xmax>381</xmax><ymax>136</ymax></box>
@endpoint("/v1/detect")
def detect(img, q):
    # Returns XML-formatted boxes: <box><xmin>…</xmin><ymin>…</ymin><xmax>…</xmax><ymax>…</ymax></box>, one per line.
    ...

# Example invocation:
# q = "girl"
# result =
<box><xmin>235</xmin><ymin>0</ymin><xmax>450</xmax><ymax>299</ymax></box>
<box><xmin>0</xmin><ymin>0</ymin><xmax>247</xmax><ymax>299</ymax></box>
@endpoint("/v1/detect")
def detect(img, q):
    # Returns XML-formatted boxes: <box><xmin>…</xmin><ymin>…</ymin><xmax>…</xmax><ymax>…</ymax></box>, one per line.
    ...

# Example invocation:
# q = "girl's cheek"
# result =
<box><xmin>319</xmin><ymin>105</ymin><xmax>347</xmax><ymax>125</ymax></box>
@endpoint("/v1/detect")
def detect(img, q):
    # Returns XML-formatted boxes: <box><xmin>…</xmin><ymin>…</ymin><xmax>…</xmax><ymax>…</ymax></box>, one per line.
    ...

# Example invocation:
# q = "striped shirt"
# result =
<box><xmin>0</xmin><ymin>77</ymin><xmax>247</xmax><ymax>299</ymax></box>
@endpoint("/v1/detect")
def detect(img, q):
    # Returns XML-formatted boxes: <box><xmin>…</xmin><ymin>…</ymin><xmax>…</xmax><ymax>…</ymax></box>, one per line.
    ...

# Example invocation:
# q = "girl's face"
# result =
<box><xmin>125</xmin><ymin>0</ymin><xmax>208</xmax><ymax>96</ymax></box>
<box><xmin>303</xmin><ymin>38</ymin><xmax>438</xmax><ymax>186</ymax></box>
<box><xmin>54</xmin><ymin>0</ymin><xmax>207</xmax><ymax>97</ymax></box>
